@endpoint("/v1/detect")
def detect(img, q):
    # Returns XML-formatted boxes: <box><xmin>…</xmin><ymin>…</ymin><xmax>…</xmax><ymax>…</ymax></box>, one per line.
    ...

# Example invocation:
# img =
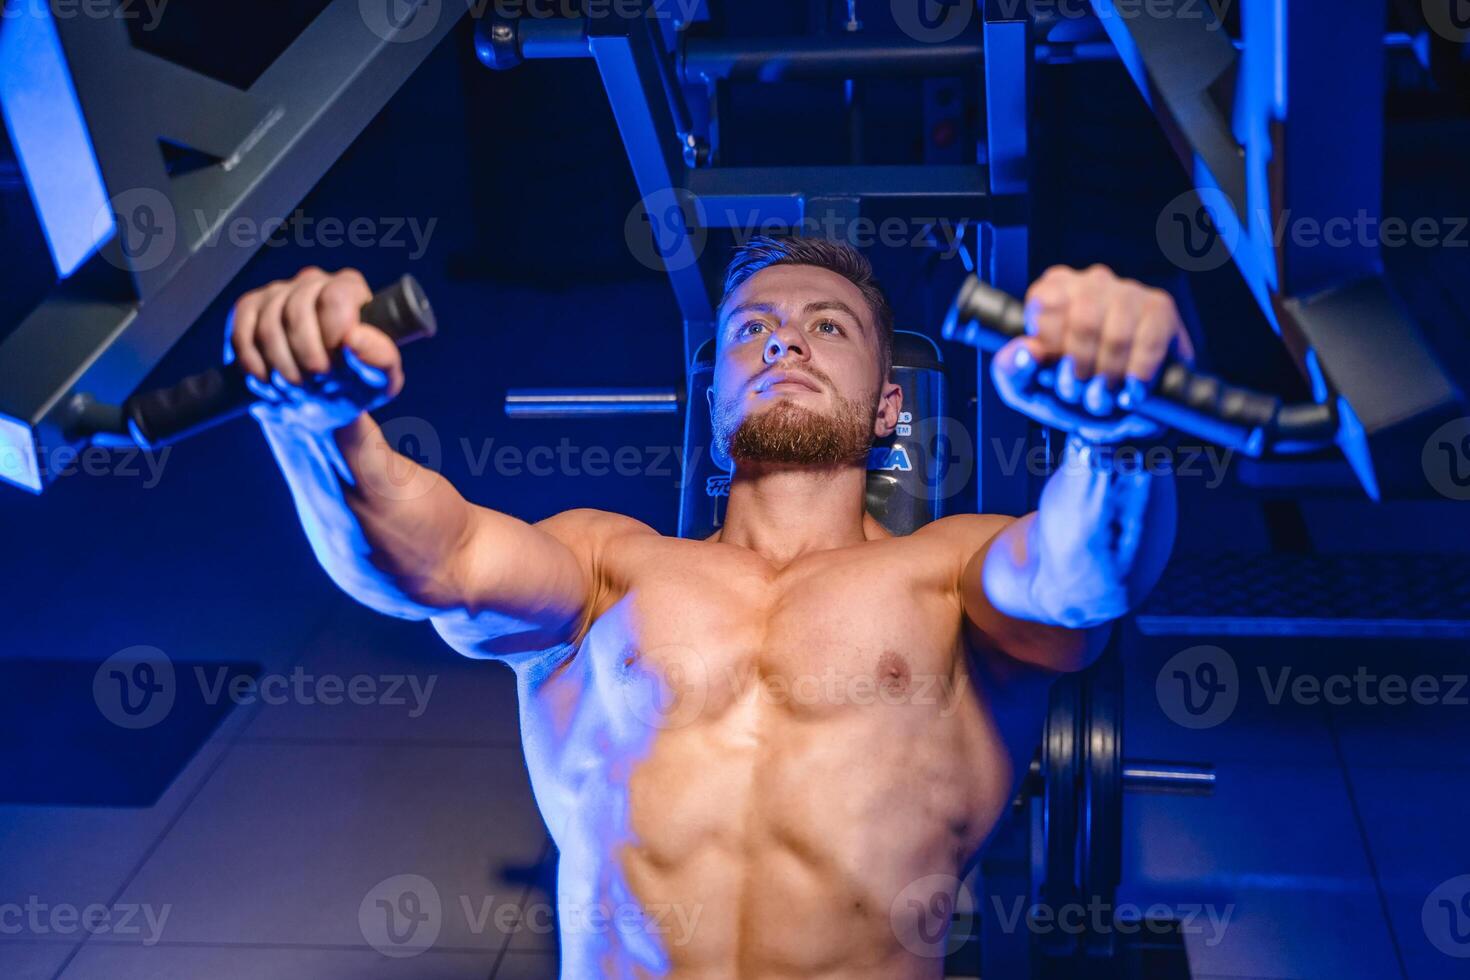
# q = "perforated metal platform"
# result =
<box><xmin>1136</xmin><ymin>553</ymin><xmax>1470</xmax><ymax>638</ymax></box>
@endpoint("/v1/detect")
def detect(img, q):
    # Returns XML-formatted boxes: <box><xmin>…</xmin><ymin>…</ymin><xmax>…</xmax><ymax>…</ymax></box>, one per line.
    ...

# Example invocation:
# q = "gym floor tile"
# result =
<box><xmin>56</xmin><ymin>942</ymin><xmax>499</xmax><ymax>979</ymax></box>
<box><xmin>1349</xmin><ymin>765</ymin><xmax>1470</xmax><ymax>883</ymax></box>
<box><xmin>493</xmin><ymin>950</ymin><xmax>559</xmax><ymax>978</ymax></box>
<box><xmin>1124</xmin><ymin>761</ymin><xmax>1373</xmax><ymax>888</ymax></box>
<box><xmin>1345</xmin><ymin>765</ymin><xmax>1470</xmax><ymax>979</ymax></box>
<box><xmin>1178</xmin><ymin>884</ymin><xmax>1399</xmax><ymax>980</ymax></box>
<box><xmin>95</xmin><ymin>742</ymin><xmax>547</xmax><ymax>952</ymax></box>
<box><xmin>502</xmin><ymin>839</ymin><xmax>557</xmax><ymax>954</ymax></box>
<box><xmin>239</xmin><ymin>600</ymin><xmax>520</xmax><ymax>747</ymax></box>
<box><xmin>0</xmin><ymin>940</ymin><xmax>81</xmax><ymax>980</ymax></box>
<box><xmin>1119</xmin><ymin>758</ymin><xmax>1395</xmax><ymax>978</ymax></box>
<box><xmin>0</xmin><ymin>584</ymin><xmax>341</xmax><ymax>916</ymax></box>
<box><xmin>1326</xmin><ymin>639</ymin><xmax>1470</xmax><ymax>772</ymax></box>
<box><xmin>5</xmin><ymin>588</ymin><xmax>333</xmax><ymax>680</ymax></box>
<box><xmin>0</xmin><ymin>710</ymin><xmax>245</xmax><ymax>929</ymax></box>
<box><xmin>503</xmin><ymin>913</ymin><xmax>559</xmax><ymax>954</ymax></box>
<box><xmin>1123</xmin><ymin>635</ymin><xmax>1341</xmax><ymax>768</ymax></box>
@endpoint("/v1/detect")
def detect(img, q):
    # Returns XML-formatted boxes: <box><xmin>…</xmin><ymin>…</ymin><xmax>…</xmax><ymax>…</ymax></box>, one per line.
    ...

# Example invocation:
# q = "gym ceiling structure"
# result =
<box><xmin>1</xmin><ymin>1</ymin><xmax>1468</xmax><ymax>978</ymax></box>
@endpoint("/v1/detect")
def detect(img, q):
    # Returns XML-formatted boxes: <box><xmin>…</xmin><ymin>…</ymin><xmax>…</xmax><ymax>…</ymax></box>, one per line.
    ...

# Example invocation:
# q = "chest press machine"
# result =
<box><xmin>3</xmin><ymin>1</ymin><xmax>1466</xmax><ymax>977</ymax></box>
<box><xmin>474</xmin><ymin>3</ymin><xmax>1464</xmax><ymax>974</ymax></box>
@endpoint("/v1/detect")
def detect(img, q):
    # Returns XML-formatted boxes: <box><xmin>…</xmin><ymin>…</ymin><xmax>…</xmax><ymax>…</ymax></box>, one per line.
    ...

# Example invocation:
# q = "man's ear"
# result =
<box><xmin>873</xmin><ymin>380</ymin><xmax>904</xmax><ymax>437</ymax></box>
<box><xmin>707</xmin><ymin>384</ymin><xmax>733</xmax><ymax>472</ymax></box>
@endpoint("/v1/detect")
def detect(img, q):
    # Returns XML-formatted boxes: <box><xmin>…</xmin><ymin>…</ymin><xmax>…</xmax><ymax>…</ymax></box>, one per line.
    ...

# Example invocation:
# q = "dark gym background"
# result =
<box><xmin>2</xmin><ymin>2</ymin><xmax>1469</xmax><ymax>978</ymax></box>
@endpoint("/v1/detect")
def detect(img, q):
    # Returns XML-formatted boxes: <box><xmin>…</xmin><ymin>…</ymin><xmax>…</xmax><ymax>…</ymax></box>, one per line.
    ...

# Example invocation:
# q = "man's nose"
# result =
<box><xmin>763</xmin><ymin>327</ymin><xmax>806</xmax><ymax>364</ymax></box>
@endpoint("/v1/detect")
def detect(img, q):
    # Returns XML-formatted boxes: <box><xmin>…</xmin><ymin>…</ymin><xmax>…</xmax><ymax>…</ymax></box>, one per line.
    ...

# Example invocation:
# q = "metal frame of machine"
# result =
<box><xmin>0</xmin><ymin>0</ymin><xmax>465</xmax><ymax>493</ymax></box>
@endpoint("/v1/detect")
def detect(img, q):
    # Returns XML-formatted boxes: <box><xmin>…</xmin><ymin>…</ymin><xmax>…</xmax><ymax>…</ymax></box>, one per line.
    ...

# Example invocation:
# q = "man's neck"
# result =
<box><xmin>714</xmin><ymin>461</ymin><xmax>879</xmax><ymax>566</ymax></box>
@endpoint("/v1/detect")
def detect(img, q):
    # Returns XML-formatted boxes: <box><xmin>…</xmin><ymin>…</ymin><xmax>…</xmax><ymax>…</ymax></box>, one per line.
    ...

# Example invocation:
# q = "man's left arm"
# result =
<box><xmin>958</xmin><ymin>265</ymin><xmax>1190</xmax><ymax>673</ymax></box>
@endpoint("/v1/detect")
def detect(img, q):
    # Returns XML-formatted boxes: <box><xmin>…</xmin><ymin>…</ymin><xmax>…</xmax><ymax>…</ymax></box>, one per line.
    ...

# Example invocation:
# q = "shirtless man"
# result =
<box><xmin>232</xmin><ymin>236</ymin><xmax>1187</xmax><ymax>978</ymax></box>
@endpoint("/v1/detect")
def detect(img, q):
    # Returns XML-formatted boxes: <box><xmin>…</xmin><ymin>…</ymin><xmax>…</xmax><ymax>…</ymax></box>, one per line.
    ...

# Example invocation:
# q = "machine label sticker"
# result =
<box><xmin>868</xmin><ymin>447</ymin><xmax>913</xmax><ymax>472</ymax></box>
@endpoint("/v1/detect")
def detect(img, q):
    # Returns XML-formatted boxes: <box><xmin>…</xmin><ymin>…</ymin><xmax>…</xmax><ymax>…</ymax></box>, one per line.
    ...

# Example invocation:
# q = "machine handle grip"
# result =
<box><xmin>122</xmin><ymin>275</ymin><xmax>436</xmax><ymax>448</ymax></box>
<box><xmin>941</xmin><ymin>274</ymin><xmax>1338</xmax><ymax>457</ymax></box>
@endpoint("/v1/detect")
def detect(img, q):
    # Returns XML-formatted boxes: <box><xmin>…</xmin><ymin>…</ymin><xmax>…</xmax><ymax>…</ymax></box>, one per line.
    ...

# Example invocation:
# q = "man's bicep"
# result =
<box><xmin>956</xmin><ymin>514</ymin><xmax>1027</xmax><ymax>643</ymax></box>
<box><xmin>957</xmin><ymin>514</ymin><xmax>1104</xmax><ymax>674</ymax></box>
<box><xmin>431</xmin><ymin>507</ymin><xmax>630</xmax><ymax>660</ymax></box>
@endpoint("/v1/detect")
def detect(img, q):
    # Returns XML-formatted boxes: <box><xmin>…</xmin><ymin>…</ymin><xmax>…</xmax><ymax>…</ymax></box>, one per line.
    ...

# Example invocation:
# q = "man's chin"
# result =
<box><xmin>726</xmin><ymin>401</ymin><xmax>872</xmax><ymax>467</ymax></box>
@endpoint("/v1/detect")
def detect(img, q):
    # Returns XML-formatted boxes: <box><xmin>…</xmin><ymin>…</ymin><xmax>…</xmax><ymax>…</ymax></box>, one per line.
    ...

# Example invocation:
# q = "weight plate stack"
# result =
<box><xmin>1081</xmin><ymin>637</ymin><xmax>1124</xmax><ymax>958</ymax></box>
<box><xmin>1039</xmin><ymin>672</ymin><xmax>1082</xmax><ymax>958</ymax></box>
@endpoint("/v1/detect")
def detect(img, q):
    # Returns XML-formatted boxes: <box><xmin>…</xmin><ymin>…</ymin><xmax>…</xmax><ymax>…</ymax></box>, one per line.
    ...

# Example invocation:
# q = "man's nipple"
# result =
<box><xmin>876</xmin><ymin>650</ymin><xmax>911</xmax><ymax>697</ymax></box>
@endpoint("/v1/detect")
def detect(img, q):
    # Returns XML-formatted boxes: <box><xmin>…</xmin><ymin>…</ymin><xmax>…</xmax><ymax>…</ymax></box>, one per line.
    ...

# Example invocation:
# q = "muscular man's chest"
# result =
<box><xmin>519</xmin><ymin>535</ymin><xmax>1024</xmax><ymax>863</ymax></box>
<box><xmin>584</xmin><ymin>540</ymin><xmax>970</xmax><ymax>726</ymax></box>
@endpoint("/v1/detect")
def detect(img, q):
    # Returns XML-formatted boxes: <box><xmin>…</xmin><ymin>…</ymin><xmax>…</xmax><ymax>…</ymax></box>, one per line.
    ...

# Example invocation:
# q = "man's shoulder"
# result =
<box><xmin>911</xmin><ymin>513</ymin><xmax>1016</xmax><ymax>552</ymax></box>
<box><xmin>534</xmin><ymin>508</ymin><xmax>661</xmax><ymax>540</ymax></box>
<box><xmin>903</xmin><ymin>514</ymin><xmax>1021</xmax><ymax>588</ymax></box>
<box><xmin>532</xmin><ymin>508</ymin><xmax>666</xmax><ymax>571</ymax></box>
<box><xmin>848</xmin><ymin>515</ymin><xmax>1018</xmax><ymax>596</ymax></box>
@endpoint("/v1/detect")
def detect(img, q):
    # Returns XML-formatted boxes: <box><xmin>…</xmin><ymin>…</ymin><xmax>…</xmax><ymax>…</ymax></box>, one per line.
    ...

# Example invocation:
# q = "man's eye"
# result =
<box><xmin>739</xmin><ymin>320</ymin><xmax>767</xmax><ymax>336</ymax></box>
<box><xmin>816</xmin><ymin>320</ymin><xmax>843</xmax><ymax>335</ymax></box>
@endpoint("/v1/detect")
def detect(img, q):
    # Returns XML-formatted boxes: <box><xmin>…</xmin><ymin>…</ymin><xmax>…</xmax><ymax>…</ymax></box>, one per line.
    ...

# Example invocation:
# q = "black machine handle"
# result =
<box><xmin>119</xmin><ymin>275</ymin><xmax>436</xmax><ymax>448</ymax></box>
<box><xmin>942</xmin><ymin>275</ymin><xmax>1339</xmax><ymax>457</ymax></box>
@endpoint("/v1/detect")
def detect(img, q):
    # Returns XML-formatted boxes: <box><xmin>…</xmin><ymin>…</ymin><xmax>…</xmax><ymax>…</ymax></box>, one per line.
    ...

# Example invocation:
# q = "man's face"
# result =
<box><xmin>709</xmin><ymin>264</ymin><xmax>902</xmax><ymax>468</ymax></box>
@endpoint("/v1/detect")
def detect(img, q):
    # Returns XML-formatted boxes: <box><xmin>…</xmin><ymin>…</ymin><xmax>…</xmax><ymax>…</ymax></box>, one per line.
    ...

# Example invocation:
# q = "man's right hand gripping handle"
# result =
<box><xmin>228</xmin><ymin>266</ymin><xmax>405</xmax><ymax>431</ymax></box>
<box><xmin>233</xmin><ymin>267</ymin><xmax>598</xmax><ymax>661</ymax></box>
<box><xmin>229</xmin><ymin>266</ymin><xmax>470</xmax><ymax>618</ymax></box>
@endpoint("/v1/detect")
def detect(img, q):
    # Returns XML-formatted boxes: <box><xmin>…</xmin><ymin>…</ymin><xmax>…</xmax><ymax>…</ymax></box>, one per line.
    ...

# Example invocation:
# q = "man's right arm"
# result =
<box><xmin>236</xmin><ymin>267</ymin><xmax>602</xmax><ymax>660</ymax></box>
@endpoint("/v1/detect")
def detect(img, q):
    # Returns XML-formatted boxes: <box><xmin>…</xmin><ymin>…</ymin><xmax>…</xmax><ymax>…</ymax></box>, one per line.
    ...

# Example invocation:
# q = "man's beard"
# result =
<box><xmin>712</xmin><ymin>383</ymin><xmax>878</xmax><ymax>468</ymax></box>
